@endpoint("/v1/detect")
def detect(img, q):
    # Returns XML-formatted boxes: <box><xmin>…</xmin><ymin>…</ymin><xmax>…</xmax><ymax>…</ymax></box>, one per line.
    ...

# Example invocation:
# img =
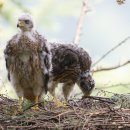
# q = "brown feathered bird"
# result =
<box><xmin>4</xmin><ymin>14</ymin><xmax>51</xmax><ymax>110</ymax></box>
<box><xmin>48</xmin><ymin>43</ymin><xmax>95</xmax><ymax>102</ymax></box>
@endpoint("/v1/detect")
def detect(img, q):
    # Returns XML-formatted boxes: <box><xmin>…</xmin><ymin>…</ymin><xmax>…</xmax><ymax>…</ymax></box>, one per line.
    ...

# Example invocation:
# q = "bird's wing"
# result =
<box><xmin>35</xmin><ymin>32</ymin><xmax>52</xmax><ymax>93</ymax></box>
<box><xmin>50</xmin><ymin>43</ymin><xmax>81</xmax><ymax>82</ymax></box>
<box><xmin>40</xmin><ymin>41</ymin><xmax>51</xmax><ymax>93</ymax></box>
<box><xmin>35</xmin><ymin>32</ymin><xmax>52</xmax><ymax>72</ymax></box>
<box><xmin>4</xmin><ymin>35</ymin><xmax>18</xmax><ymax>81</ymax></box>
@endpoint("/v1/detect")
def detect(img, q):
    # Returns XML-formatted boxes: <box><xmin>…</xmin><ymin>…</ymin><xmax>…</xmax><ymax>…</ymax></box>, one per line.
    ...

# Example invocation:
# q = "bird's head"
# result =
<box><xmin>17</xmin><ymin>13</ymin><xmax>34</xmax><ymax>32</ymax></box>
<box><xmin>78</xmin><ymin>71</ymin><xmax>95</xmax><ymax>97</ymax></box>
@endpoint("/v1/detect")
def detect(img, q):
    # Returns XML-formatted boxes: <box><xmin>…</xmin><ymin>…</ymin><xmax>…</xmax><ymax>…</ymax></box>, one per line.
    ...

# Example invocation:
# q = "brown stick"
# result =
<box><xmin>93</xmin><ymin>36</ymin><xmax>130</xmax><ymax>67</ymax></box>
<box><xmin>74</xmin><ymin>0</ymin><xmax>90</xmax><ymax>44</ymax></box>
<box><xmin>96</xmin><ymin>83</ymin><xmax>130</xmax><ymax>89</ymax></box>
<box><xmin>82</xmin><ymin>96</ymin><xmax>115</xmax><ymax>104</ymax></box>
<box><xmin>94</xmin><ymin>59</ymin><xmax>130</xmax><ymax>72</ymax></box>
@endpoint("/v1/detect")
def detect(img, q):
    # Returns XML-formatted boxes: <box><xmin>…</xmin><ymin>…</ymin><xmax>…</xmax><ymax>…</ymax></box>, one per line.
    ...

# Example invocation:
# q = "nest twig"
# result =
<box><xmin>0</xmin><ymin>95</ymin><xmax>130</xmax><ymax>130</ymax></box>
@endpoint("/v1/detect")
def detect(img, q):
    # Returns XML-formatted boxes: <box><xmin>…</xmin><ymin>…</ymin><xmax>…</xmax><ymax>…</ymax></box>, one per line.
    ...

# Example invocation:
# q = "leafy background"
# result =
<box><xmin>0</xmin><ymin>0</ymin><xmax>130</xmax><ymax>99</ymax></box>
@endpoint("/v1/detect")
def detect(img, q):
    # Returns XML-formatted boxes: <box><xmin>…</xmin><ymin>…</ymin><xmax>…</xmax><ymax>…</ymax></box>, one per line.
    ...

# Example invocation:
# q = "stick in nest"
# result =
<box><xmin>82</xmin><ymin>96</ymin><xmax>116</xmax><ymax>104</ymax></box>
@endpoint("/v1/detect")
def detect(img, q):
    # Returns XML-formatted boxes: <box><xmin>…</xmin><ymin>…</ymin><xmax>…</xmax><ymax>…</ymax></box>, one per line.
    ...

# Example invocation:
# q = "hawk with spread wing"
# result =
<box><xmin>4</xmin><ymin>14</ymin><xmax>51</xmax><ymax>110</ymax></box>
<box><xmin>48</xmin><ymin>43</ymin><xmax>95</xmax><ymax>102</ymax></box>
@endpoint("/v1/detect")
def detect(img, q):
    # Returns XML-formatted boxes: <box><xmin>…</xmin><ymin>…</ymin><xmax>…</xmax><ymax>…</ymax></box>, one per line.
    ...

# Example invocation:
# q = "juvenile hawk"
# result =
<box><xmin>4</xmin><ymin>14</ymin><xmax>51</xmax><ymax>110</ymax></box>
<box><xmin>48</xmin><ymin>43</ymin><xmax>95</xmax><ymax>102</ymax></box>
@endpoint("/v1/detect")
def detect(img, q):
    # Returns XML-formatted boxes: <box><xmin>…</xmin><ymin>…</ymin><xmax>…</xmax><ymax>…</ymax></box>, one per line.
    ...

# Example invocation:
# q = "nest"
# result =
<box><xmin>0</xmin><ymin>95</ymin><xmax>130</xmax><ymax>130</ymax></box>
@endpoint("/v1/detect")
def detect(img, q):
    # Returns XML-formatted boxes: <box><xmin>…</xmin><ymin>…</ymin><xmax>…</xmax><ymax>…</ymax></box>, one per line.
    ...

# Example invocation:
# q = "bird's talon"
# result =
<box><xmin>18</xmin><ymin>107</ymin><xmax>23</xmax><ymax>113</ymax></box>
<box><xmin>31</xmin><ymin>105</ymin><xmax>39</xmax><ymax>111</ymax></box>
<box><xmin>55</xmin><ymin>100</ymin><xmax>68</xmax><ymax>108</ymax></box>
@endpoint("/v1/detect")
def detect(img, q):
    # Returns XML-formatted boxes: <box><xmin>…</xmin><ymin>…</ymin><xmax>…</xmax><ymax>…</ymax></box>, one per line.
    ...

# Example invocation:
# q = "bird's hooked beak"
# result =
<box><xmin>17</xmin><ymin>21</ymin><xmax>24</xmax><ymax>28</ymax></box>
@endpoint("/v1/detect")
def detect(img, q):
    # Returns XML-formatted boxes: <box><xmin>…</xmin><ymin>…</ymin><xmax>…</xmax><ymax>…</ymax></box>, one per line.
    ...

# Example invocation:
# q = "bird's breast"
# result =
<box><xmin>19</xmin><ymin>52</ymin><xmax>31</xmax><ymax>63</ymax></box>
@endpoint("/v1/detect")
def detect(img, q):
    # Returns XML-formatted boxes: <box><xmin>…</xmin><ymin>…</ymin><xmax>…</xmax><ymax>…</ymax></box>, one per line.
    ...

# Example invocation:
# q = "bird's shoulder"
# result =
<box><xmin>33</xmin><ymin>31</ymin><xmax>50</xmax><ymax>52</ymax></box>
<box><xmin>4</xmin><ymin>34</ymin><xmax>20</xmax><ymax>55</ymax></box>
<box><xmin>50</xmin><ymin>42</ymin><xmax>92</xmax><ymax>71</ymax></box>
<box><xmin>7</xmin><ymin>34</ymin><xmax>19</xmax><ymax>45</ymax></box>
<box><xmin>33</xmin><ymin>31</ymin><xmax>47</xmax><ymax>44</ymax></box>
<box><xmin>51</xmin><ymin>43</ymin><xmax>80</xmax><ymax>69</ymax></box>
<box><xmin>76</xmin><ymin>47</ymin><xmax>92</xmax><ymax>71</ymax></box>
<box><xmin>50</xmin><ymin>42</ymin><xmax>80</xmax><ymax>57</ymax></box>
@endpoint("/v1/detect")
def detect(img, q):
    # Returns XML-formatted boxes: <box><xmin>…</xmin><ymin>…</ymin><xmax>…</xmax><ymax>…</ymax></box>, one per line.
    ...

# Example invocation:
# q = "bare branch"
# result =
<box><xmin>94</xmin><ymin>59</ymin><xmax>130</xmax><ymax>72</ymax></box>
<box><xmin>96</xmin><ymin>83</ymin><xmax>130</xmax><ymax>89</ymax></box>
<box><xmin>74</xmin><ymin>0</ymin><xmax>90</xmax><ymax>44</ymax></box>
<box><xmin>93</xmin><ymin>36</ymin><xmax>130</xmax><ymax>67</ymax></box>
<box><xmin>82</xmin><ymin>96</ymin><xmax>115</xmax><ymax>104</ymax></box>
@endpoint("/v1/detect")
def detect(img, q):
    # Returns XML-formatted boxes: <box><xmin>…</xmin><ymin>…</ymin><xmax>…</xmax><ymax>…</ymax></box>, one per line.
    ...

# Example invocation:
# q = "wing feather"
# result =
<box><xmin>4</xmin><ymin>35</ymin><xmax>18</xmax><ymax>81</ymax></box>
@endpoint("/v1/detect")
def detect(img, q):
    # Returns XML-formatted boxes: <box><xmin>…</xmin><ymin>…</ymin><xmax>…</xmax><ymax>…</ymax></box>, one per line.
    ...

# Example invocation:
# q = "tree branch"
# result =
<box><xmin>94</xmin><ymin>59</ymin><xmax>130</xmax><ymax>72</ymax></box>
<box><xmin>93</xmin><ymin>36</ymin><xmax>130</xmax><ymax>67</ymax></box>
<box><xmin>74</xmin><ymin>0</ymin><xmax>90</xmax><ymax>44</ymax></box>
<box><xmin>96</xmin><ymin>83</ymin><xmax>130</xmax><ymax>89</ymax></box>
<box><xmin>82</xmin><ymin>96</ymin><xmax>115</xmax><ymax>104</ymax></box>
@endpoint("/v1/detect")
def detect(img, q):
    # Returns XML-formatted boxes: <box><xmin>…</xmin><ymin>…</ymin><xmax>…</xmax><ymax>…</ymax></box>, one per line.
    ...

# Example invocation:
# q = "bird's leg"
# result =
<box><xmin>48</xmin><ymin>85</ymin><xmax>66</xmax><ymax>107</ymax></box>
<box><xmin>48</xmin><ymin>80</ymin><xmax>67</xmax><ymax>107</ymax></box>
<box><xmin>10</xmin><ymin>96</ymin><xmax>23</xmax><ymax>115</ymax></box>
<box><xmin>31</xmin><ymin>96</ymin><xmax>39</xmax><ymax>111</ymax></box>
<box><xmin>18</xmin><ymin>96</ymin><xmax>24</xmax><ymax>111</ymax></box>
<box><xmin>62</xmin><ymin>82</ymin><xmax>75</xmax><ymax>106</ymax></box>
<box><xmin>51</xmin><ymin>82</ymin><xmax>73</xmax><ymax>108</ymax></box>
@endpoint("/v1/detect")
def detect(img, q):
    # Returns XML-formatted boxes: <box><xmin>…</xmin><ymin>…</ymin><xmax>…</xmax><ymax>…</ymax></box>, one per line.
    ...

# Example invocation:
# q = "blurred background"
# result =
<box><xmin>0</xmin><ymin>0</ymin><xmax>130</xmax><ymax>99</ymax></box>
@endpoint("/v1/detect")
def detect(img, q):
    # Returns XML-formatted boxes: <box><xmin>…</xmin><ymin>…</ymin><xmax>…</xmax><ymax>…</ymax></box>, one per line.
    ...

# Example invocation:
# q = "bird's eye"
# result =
<box><xmin>24</xmin><ymin>20</ymin><xmax>30</xmax><ymax>24</ymax></box>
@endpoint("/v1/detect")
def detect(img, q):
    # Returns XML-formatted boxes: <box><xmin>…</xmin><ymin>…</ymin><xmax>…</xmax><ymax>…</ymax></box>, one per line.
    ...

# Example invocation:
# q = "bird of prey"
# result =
<box><xmin>4</xmin><ymin>14</ymin><xmax>51</xmax><ymax>110</ymax></box>
<box><xmin>48</xmin><ymin>43</ymin><xmax>95</xmax><ymax>103</ymax></box>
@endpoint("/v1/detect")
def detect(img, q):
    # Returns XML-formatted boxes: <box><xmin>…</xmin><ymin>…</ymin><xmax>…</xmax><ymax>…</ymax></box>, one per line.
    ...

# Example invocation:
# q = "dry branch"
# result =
<box><xmin>96</xmin><ymin>83</ymin><xmax>130</xmax><ymax>89</ymax></box>
<box><xmin>74</xmin><ymin>0</ymin><xmax>90</xmax><ymax>44</ymax></box>
<box><xmin>93</xmin><ymin>36</ymin><xmax>130</xmax><ymax>67</ymax></box>
<box><xmin>82</xmin><ymin>96</ymin><xmax>115</xmax><ymax>104</ymax></box>
<box><xmin>94</xmin><ymin>59</ymin><xmax>130</xmax><ymax>72</ymax></box>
